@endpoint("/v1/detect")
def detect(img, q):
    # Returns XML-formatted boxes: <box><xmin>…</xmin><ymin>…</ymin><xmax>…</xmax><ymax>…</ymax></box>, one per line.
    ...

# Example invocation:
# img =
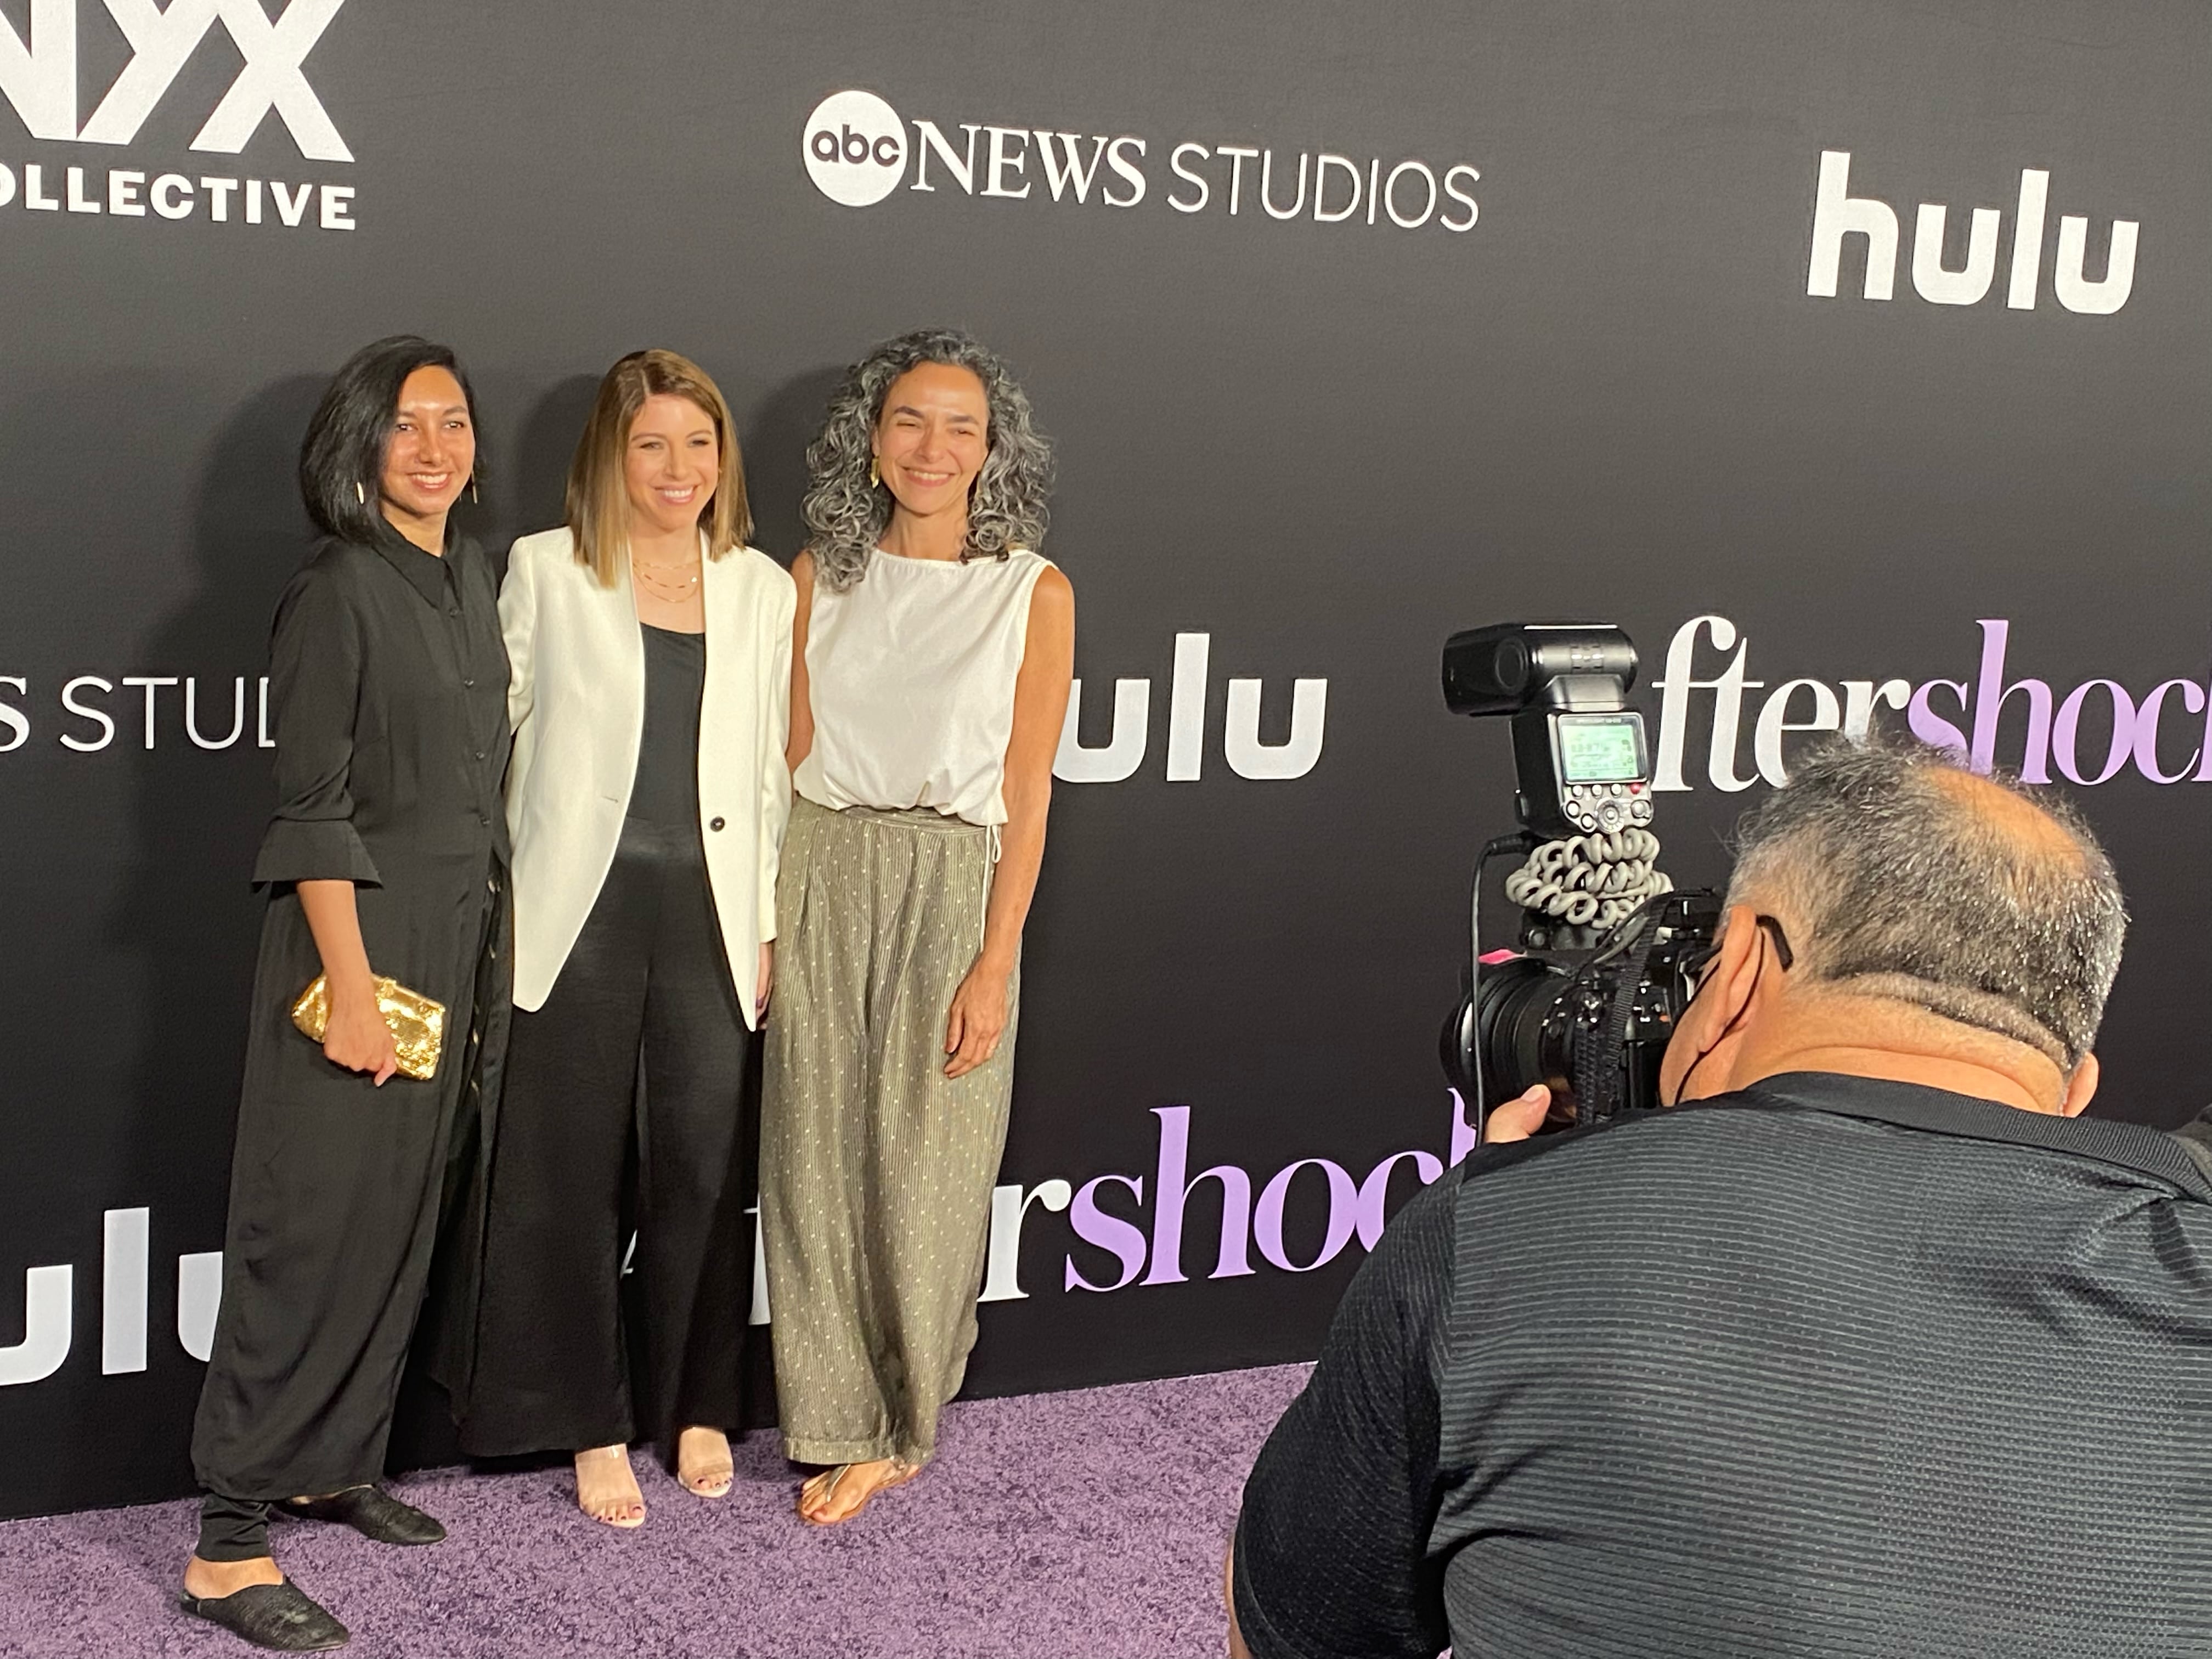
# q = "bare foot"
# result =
<box><xmin>797</xmin><ymin>1457</ymin><xmax>919</xmax><ymax>1525</ymax></box>
<box><xmin>182</xmin><ymin>1553</ymin><xmax>285</xmax><ymax>1600</ymax></box>
<box><xmin>676</xmin><ymin>1426</ymin><xmax>733</xmax><ymax>1498</ymax></box>
<box><xmin>573</xmin><ymin>1443</ymin><xmax>645</xmax><ymax>1528</ymax></box>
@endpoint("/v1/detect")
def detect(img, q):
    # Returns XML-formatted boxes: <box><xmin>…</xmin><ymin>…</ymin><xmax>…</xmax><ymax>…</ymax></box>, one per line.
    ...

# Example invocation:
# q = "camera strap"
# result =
<box><xmin>1576</xmin><ymin>912</ymin><xmax>1668</xmax><ymax>1123</ymax></box>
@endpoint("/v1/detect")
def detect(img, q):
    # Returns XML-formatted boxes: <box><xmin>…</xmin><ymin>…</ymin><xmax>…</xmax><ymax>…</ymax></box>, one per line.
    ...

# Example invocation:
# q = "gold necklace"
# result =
<box><xmin>631</xmin><ymin>556</ymin><xmax>701</xmax><ymax>605</ymax></box>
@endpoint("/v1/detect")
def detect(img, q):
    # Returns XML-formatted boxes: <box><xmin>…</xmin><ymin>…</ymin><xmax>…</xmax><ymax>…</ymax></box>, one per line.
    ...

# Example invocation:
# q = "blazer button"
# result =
<box><xmin>709</xmin><ymin>816</ymin><xmax>727</xmax><ymax>832</ymax></box>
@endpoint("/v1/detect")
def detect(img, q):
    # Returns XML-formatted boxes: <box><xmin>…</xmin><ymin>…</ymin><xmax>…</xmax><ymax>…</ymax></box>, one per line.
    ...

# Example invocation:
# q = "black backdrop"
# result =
<box><xmin>3</xmin><ymin>0</ymin><xmax>2206</xmax><ymax>1519</ymax></box>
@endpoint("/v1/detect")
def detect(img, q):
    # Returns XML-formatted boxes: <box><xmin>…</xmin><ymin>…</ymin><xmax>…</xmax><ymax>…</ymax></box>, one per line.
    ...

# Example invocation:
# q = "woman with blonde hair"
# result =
<box><xmin>457</xmin><ymin>349</ymin><xmax>793</xmax><ymax>1527</ymax></box>
<box><xmin>764</xmin><ymin>328</ymin><xmax>1073</xmax><ymax>1525</ymax></box>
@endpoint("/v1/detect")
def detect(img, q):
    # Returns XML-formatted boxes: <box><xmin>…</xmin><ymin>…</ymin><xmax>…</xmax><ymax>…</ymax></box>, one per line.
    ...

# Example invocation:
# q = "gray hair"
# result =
<box><xmin>1726</xmin><ymin>735</ymin><xmax>2127</xmax><ymax>1069</ymax></box>
<box><xmin>800</xmin><ymin>328</ymin><xmax>1054</xmax><ymax>593</ymax></box>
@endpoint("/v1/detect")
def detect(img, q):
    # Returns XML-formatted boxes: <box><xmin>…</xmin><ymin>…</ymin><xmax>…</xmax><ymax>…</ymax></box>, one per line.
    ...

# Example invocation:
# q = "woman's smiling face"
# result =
<box><xmin>379</xmin><ymin>365</ymin><xmax>475</xmax><ymax>527</ymax></box>
<box><xmin>624</xmin><ymin>393</ymin><xmax>720</xmax><ymax>538</ymax></box>
<box><xmin>873</xmin><ymin>362</ymin><xmax>989</xmax><ymax>519</ymax></box>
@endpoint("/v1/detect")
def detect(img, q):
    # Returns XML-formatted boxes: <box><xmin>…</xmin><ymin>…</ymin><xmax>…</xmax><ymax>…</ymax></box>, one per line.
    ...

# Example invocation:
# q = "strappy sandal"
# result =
<box><xmin>574</xmin><ymin>1445</ymin><xmax>646</xmax><ymax>1530</ymax></box>
<box><xmin>677</xmin><ymin>1428</ymin><xmax>735</xmax><ymax>1499</ymax></box>
<box><xmin>681</xmin><ymin>1464</ymin><xmax>734</xmax><ymax>1498</ymax></box>
<box><xmin>796</xmin><ymin>1457</ymin><xmax>919</xmax><ymax>1526</ymax></box>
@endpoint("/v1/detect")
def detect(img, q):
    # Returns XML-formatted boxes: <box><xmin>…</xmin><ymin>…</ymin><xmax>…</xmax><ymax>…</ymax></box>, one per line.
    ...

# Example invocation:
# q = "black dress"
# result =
<box><xmin>460</xmin><ymin>624</ymin><xmax>759</xmax><ymax>1461</ymax></box>
<box><xmin>190</xmin><ymin>522</ymin><xmax>511</xmax><ymax>1553</ymax></box>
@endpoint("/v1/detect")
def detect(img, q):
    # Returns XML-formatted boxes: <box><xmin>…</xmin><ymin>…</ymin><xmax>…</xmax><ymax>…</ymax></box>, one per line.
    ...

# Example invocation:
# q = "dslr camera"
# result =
<box><xmin>1438</xmin><ymin>623</ymin><xmax>1719</xmax><ymax>1131</ymax></box>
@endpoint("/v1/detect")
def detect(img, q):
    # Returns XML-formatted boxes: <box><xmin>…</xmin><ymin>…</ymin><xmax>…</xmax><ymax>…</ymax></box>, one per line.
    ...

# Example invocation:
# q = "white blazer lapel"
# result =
<box><xmin>594</xmin><ymin>544</ymin><xmax>647</xmax><ymax>803</ymax></box>
<box><xmin>696</xmin><ymin>541</ymin><xmax>771</xmax><ymax>1024</ymax></box>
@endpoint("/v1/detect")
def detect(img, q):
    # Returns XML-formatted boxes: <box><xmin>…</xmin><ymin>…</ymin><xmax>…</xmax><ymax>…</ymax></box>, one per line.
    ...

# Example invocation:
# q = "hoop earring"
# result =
<box><xmin>868</xmin><ymin>457</ymin><xmax>880</xmax><ymax>489</ymax></box>
<box><xmin>354</xmin><ymin>481</ymin><xmax>366</xmax><ymax>505</ymax></box>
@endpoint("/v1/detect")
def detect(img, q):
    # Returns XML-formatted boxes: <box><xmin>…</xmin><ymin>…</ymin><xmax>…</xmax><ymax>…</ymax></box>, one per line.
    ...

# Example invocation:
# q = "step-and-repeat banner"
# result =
<box><xmin>2</xmin><ymin>0</ymin><xmax>2205</xmax><ymax>1517</ymax></box>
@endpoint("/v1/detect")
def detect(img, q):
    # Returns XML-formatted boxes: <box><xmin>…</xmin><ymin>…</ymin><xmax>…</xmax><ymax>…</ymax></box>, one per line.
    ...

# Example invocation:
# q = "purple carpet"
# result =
<box><xmin>0</xmin><ymin>1365</ymin><xmax>1308</xmax><ymax>1658</ymax></box>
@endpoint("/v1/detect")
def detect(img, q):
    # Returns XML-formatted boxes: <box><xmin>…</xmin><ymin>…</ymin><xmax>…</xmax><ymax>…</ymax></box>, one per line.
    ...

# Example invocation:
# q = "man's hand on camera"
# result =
<box><xmin>1483</xmin><ymin>1084</ymin><xmax>1552</xmax><ymax>1144</ymax></box>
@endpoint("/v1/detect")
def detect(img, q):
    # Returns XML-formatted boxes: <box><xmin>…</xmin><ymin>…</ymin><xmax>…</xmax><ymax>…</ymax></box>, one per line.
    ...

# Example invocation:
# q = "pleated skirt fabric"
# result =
<box><xmin>760</xmin><ymin>797</ymin><xmax>1018</xmax><ymax>1468</ymax></box>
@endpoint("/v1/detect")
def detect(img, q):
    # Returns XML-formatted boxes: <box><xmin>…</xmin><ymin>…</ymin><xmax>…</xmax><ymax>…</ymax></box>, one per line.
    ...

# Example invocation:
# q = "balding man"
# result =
<box><xmin>1228</xmin><ymin>738</ymin><xmax>2212</xmax><ymax>1659</ymax></box>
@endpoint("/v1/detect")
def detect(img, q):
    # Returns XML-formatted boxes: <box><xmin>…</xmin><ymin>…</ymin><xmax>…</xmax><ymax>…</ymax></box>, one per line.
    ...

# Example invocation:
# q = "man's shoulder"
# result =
<box><xmin>1735</xmin><ymin>1072</ymin><xmax>2212</xmax><ymax>1200</ymax></box>
<box><xmin>1459</xmin><ymin>1074</ymin><xmax>2212</xmax><ymax>1200</ymax></box>
<box><xmin>1378</xmin><ymin>1160</ymin><xmax>1462</xmax><ymax>1262</ymax></box>
<box><xmin>1348</xmin><ymin>1163</ymin><xmax>1462</xmax><ymax>1330</ymax></box>
<box><xmin>2170</xmin><ymin>1107</ymin><xmax>2212</xmax><ymax>1180</ymax></box>
<box><xmin>1437</xmin><ymin>1078</ymin><xmax>2212</xmax><ymax>1314</ymax></box>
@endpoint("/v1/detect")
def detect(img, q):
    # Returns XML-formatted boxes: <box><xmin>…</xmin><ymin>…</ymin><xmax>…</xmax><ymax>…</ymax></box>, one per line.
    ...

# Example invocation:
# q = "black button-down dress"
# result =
<box><xmin>191</xmin><ymin>522</ymin><xmax>511</xmax><ymax>1504</ymax></box>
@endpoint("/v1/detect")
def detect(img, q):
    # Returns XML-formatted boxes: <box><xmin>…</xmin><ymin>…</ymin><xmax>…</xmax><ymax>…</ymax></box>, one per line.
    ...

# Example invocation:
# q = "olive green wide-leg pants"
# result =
<box><xmin>761</xmin><ymin>798</ymin><xmax>1019</xmax><ymax>1468</ymax></box>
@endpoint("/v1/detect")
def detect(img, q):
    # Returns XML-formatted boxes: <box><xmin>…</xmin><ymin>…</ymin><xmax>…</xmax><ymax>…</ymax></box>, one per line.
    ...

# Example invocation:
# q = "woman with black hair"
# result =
<box><xmin>180</xmin><ymin>336</ymin><xmax>511</xmax><ymax>1653</ymax></box>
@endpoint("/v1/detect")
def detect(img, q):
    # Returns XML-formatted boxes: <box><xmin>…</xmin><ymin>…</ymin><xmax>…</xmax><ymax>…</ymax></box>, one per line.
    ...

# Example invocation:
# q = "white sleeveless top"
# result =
<box><xmin>795</xmin><ymin>547</ymin><xmax>1051</xmax><ymax>827</ymax></box>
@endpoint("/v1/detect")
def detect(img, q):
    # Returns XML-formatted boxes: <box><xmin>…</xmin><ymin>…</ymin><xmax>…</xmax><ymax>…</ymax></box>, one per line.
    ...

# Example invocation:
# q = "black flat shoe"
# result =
<box><xmin>180</xmin><ymin>1581</ymin><xmax>349</xmax><ymax>1651</ymax></box>
<box><xmin>281</xmin><ymin>1485</ymin><xmax>446</xmax><ymax>1545</ymax></box>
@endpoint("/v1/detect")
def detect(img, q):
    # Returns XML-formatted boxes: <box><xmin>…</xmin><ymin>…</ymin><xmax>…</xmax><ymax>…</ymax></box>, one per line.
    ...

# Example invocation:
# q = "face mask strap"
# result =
<box><xmin>1667</xmin><ymin>915</ymin><xmax>1791</xmax><ymax>1104</ymax></box>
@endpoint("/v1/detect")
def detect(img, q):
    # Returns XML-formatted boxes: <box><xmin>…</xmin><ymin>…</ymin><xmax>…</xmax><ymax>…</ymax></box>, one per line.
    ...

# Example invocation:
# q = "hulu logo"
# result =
<box><xmin>1806</xmin><ymin>149</ymin><xmax>2136</xmax><ymax>315</ymax></box>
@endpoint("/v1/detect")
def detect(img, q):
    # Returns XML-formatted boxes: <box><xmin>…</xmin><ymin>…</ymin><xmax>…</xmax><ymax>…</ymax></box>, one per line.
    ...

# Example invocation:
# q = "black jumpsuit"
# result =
<box><xmin>460</xmin><ymin>623</ymin><xmax>759</xmax><ymax>1462</ymax></box>
<box><xmin>191</xmin><ymin>523</ymin><xmax>511</xmax><ymax>1558</ymax></box>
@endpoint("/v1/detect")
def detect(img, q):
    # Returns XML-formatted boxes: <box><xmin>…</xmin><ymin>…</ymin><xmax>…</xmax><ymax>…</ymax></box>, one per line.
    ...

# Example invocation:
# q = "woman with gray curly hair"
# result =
<box><xmin>761</xmin><ymin>329</ymin><xmax>1074</xmax><ymax>1525</ymax></box>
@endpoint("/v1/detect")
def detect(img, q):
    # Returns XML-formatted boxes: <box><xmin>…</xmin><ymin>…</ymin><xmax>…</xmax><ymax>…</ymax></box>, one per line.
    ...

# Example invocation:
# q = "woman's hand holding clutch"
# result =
<box><xmin>323</xmin><ymin>978</ymin><xmax>400</xmax><ymax>1086</ymax></box>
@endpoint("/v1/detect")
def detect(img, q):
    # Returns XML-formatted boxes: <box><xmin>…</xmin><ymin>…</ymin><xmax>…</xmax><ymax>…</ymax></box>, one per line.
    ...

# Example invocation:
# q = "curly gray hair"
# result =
<box><xmin>801</xmin><ymin>328</ymin><xmax>1054</xmax><ymax>592</ymax></box>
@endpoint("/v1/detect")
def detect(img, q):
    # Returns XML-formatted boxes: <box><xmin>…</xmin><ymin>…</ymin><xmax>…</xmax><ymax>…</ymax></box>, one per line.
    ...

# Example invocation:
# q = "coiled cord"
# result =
<box><xmin>1503</xmin><ymin>828</ymin><xmax>1673</xmax><ymax>932</ymax></box>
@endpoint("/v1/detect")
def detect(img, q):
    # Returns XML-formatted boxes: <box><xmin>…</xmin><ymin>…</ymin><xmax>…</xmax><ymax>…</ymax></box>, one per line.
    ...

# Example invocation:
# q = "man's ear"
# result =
<box><xmin>1660</xmin><ymin>903</ymin><xmax>1771</xmax><ymax>1103</ymax></box>
<box><xmin>2059</xmin><ymin>1052</ymin><xmax>2100</xmax><ymax>1118</ymax></box>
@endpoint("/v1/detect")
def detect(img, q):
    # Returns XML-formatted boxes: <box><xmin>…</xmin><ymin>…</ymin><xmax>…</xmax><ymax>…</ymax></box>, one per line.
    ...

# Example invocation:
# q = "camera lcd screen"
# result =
<box><xmin>1555</xmin><ymin>714</ymin><xmax>1645</xmax><ymax>783</ymax></box>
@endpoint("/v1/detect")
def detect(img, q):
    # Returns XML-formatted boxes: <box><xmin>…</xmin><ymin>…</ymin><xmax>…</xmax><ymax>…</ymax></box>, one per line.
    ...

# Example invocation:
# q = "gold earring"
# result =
<box><xmin>355</xmin><ymin>481</ymin><xmax>366</xmax><ymax>505</ymax></box>
<box><xmin>470</xmin><ymin>475</ymin><xmax>480</xmax><ymax>505</ymax></box>
<box><xmin>869</xmin><ymin>457</ymin><xmax>880</xmax><ymax>488</ymax></box>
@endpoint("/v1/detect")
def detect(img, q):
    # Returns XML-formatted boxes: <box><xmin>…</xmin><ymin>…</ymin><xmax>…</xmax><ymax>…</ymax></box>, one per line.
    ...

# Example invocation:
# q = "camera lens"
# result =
<box><xmin>1442</xmin><ymin>956</ymin><xmax>1575</xmax><ymax>1115</ymax></box>
<box><xmin>1478</xmin><ymin>956</ymin><xmax>1569</xmax><ymax>1102</ymax></box>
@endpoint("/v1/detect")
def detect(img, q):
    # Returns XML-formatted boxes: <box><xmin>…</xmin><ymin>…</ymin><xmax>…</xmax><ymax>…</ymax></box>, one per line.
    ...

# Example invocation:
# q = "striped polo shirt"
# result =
<box><xmin>1235</xmin><ymin>1073</ymin><xmax>2212</xmax><ymax>1658</ymax></box>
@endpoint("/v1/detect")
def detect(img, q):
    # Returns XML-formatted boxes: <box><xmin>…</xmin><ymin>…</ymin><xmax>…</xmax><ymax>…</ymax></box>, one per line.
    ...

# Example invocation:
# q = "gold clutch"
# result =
<box><xmin>291</xmin><ymin>974</ymin><xmax>447</xmax><ymax>1081</ymax></box>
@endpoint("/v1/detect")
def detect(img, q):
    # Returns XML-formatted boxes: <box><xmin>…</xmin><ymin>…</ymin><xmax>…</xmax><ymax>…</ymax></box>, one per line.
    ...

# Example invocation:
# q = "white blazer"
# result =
<box><xmin>500</xmin><ymin>527</ymin><xmax>795</xmax><ymax>1024</ymax></box>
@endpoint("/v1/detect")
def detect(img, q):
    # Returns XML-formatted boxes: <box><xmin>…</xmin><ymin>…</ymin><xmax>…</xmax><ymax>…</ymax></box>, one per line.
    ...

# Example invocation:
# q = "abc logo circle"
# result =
<box><xmin>804</xmin><ymin>90</ymin><xmax>907</xmax><ymax>207</ymax></box>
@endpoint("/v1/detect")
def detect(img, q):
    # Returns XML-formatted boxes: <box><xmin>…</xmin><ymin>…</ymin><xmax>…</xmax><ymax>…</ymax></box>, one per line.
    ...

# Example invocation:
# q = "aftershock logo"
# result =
<box><xmin>0</xmin><ymin>0</ymin><xmax>358</xmax><ymax>232</ymax></box>
<box><xmin>7</xmin><ymin>1091</ymin><xmax>1461</xmax><ymax>1382</ymax></box>
<box><xmin>802</xmin><ymin>87</ymin><xmax>1480</xmax><ymax>233</ymax></box>
<box><xmin>1652</xmin><ymin>615</ymin><xmax>2212</xmax><ymax>791</ymax></box>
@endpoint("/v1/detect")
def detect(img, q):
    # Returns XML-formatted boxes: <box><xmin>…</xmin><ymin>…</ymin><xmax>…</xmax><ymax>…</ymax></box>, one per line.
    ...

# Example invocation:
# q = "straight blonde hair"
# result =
<box><xmin>566</xmin><ymin>348</ymin><xmax>753</xmax><ymax>586</ymax></box>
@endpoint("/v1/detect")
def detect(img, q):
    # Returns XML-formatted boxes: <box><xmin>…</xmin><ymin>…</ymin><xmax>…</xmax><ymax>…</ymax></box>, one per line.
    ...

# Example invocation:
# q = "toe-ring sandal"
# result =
<box><xmin>798</xmin><ymin>1458</ymin><xmax>918</xmax><ymax>1526</ymax></box>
